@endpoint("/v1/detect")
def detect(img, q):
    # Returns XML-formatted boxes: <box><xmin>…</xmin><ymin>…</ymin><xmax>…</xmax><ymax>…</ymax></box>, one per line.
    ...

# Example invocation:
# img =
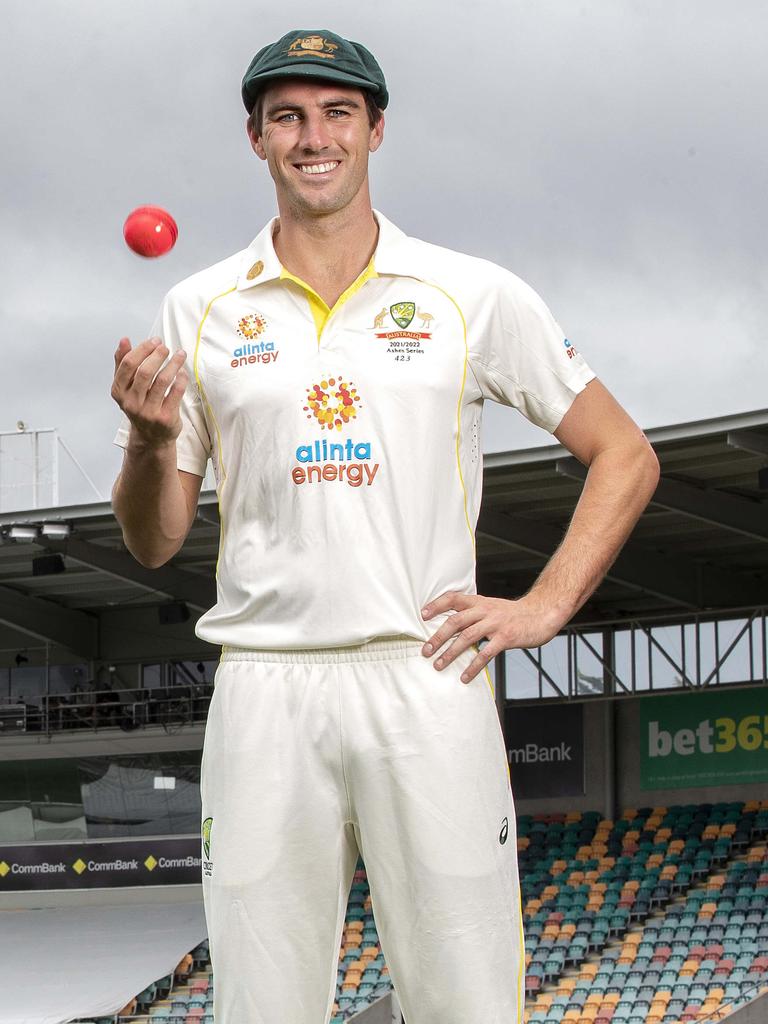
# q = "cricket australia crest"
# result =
<box><xmin>368</xmin><ymin>300</ymin><xmax>435</xmax><ymax>361</ymax></box>
<box><xmin>390</xmin><ymin>301</ymin><xmax>416</xmax><ymax>329</ymax></box>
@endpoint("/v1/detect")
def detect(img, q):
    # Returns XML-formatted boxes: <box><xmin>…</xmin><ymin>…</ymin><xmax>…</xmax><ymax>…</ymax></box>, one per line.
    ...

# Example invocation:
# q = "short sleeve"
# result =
<box><xmin>112</xmin><ymin>291</ymin><xmax>212</xmax><ymax>477</ymax></box>
<box><xmin>468</xmin><ymin>271</ymin><xmax>596</xmax><ymax>433</ymax></box>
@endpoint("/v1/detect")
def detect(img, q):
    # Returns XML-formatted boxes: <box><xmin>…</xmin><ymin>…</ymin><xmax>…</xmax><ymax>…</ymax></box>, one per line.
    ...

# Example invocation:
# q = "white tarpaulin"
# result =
<box><xmin>0</xmin><ymin>898</ymin><xmax>207</xmax><ymax>1024</ymax></box>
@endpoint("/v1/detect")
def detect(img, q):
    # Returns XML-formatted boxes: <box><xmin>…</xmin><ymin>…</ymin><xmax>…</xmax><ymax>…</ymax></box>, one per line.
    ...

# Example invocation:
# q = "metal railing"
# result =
<box><xmin>0</xmin><ymin>684</ymin><xmax>212</xmax><ymax>736</ymax></box>
<box><xmin>696</xmin><ymin>978</ymin><xmax>768</xmax><ymax>1022</ymax></box>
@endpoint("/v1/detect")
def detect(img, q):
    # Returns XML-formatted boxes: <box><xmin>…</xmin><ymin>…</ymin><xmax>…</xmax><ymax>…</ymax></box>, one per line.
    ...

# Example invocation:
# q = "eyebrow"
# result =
<box><xmin>265</xmin><ymin>97</ymin><xmax>362</xmax><ymax>118</ymax></box>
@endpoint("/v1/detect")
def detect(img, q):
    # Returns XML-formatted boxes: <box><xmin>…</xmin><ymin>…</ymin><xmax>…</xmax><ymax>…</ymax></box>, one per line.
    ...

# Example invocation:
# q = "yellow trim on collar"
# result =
<box><xmin>279</xmin><ymin>257</ymin><xmax>377</xmax><ymax>342</ymax></box>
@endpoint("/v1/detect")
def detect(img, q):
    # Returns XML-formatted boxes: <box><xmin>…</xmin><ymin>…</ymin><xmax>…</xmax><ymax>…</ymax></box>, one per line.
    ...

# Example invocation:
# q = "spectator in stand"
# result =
<box><xmin>64</xmin><ymin>683</ymin><xmax>93</xmax><ymax>729</ymax></box>
<box><xmin>95</xmin><ymin>679</ymin><xmax>122</xmax><ymax>727</ymax></box>
<box><xmin>17</xmin><ymin>694</ymin><xmax>42</xmax><ymax>732</ymax></box>
<box><xmin>174</xmin><ymin>952</ymin><xmax>194</xmax><ymax>982</ymax></box>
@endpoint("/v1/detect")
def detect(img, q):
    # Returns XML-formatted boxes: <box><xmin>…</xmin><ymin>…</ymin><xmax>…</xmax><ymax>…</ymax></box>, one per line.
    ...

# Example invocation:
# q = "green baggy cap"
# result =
<box><xmin>241</xmin><ymin>29</ymin><xmax>388</xmax><ymax>114</ymax></box>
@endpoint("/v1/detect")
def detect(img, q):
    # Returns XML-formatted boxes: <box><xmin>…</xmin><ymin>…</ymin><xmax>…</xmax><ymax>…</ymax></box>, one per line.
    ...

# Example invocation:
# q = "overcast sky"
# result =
<box><xmin>1</xmin><ymin>0</ymin><xmax>766</xmax><ymax>509</ymax></box>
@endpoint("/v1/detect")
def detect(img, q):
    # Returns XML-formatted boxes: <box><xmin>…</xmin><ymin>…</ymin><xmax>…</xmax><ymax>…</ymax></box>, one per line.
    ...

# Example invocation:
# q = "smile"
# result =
<box><xmin>296</xmin><ymin>161</ymin><xmax>340</xmax><ymax>175</ymax></box>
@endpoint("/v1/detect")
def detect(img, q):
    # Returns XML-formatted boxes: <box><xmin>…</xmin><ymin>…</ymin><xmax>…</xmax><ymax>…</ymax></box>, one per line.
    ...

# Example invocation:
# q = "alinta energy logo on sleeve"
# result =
<box><xmin>231</xmin><ymin>312</ymin><xmax>279</xmax><ymax>368</ymax></box>
<box><xmin>292</xmin><ymin>375</ymin><xmax>380</xmax><ymax>488</ymax></box>
<box><xmin>563</xmin><ymin>337</ymin><xmax>578</xmax><ymax>360</ymax></box>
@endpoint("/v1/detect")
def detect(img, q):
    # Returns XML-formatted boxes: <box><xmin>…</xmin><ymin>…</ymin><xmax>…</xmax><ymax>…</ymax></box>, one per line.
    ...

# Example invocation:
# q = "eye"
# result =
<box><xmin>276</xmin><ymin>112</ymin><xmax>299</xmax><ymax>123</ymax></box>
<box><xmin>327</xmin><ymin>109</ymin><xmax>349</xmax><ymax>119</ymax></box>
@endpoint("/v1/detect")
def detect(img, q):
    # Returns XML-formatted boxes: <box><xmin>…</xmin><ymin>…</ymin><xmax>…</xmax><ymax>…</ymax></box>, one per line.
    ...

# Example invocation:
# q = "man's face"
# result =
<box><xmin>248</xmin><ymin>80</ymin><xmax>384</xmax><ymax>219</ymax></box>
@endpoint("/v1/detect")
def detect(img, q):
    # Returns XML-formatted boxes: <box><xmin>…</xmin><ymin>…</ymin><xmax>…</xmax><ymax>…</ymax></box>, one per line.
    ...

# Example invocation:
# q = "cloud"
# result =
<box><xmin>1</xmin><ymin>0</ymin><xmax>766</xmax><ymax>499</ymax></box>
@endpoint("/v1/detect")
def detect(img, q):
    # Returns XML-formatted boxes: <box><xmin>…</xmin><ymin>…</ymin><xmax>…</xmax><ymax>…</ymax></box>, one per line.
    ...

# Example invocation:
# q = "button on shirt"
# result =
<box><xmin>114</xmin><ymin>211</ymin><xmax>595</xmax><ymax>649</ymax></box>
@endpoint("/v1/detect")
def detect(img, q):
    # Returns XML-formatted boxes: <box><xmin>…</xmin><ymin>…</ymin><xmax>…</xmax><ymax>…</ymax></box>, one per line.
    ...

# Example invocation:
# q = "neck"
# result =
<box><xmin>272</xmin><ymin>193</ymin><xmax>378</xmax><ymax>307</ymax></box>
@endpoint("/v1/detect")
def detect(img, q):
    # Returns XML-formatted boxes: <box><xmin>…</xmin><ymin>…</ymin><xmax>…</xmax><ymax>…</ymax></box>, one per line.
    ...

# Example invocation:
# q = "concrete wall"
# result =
<box><xmin>0</xmin><ymin>721</ymin><xmax>204</xmax><ymax>761</ymax></box>
<box><xmin>725</xmin><ymin>991</ymin><xmax>768</xmax><ymax>1024</ymax></box>
<box><xmin>350</xmin><ymin>993</ymin><xmax>402</xmax><ymax>1024</ymax></box>
<box><xmin>349</xmin><ymin>988</ymin><xmax>768</xmax><ymax>1024</ymax></box>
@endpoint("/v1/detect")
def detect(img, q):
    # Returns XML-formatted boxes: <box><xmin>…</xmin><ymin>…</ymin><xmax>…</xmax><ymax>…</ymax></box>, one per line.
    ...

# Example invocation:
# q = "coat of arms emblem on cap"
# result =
<box><xmin>287</xmin><ymin>36</ymin><xmax>339</xmax><ymax>59</ymax></box>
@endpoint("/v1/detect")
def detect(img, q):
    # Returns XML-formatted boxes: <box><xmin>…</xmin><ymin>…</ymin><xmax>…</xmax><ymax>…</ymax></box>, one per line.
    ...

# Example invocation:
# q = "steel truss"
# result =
<box><xmin>500</xmin><ymin>605</ymin><xmax>768</xmax><ymax>701</ymax></box>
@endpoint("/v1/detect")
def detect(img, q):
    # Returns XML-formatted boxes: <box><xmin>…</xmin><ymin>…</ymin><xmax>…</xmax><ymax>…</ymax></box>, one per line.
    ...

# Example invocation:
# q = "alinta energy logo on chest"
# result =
<box><xmin>231</xmin><ymin>312</ymin><xmax>279</xmax><ymax>368</ymax></box>
<box><xmin>291</xmin><ymin>375</ymin><xmax>379</xmax><ymax>488</ymax></box>
<box><xmin>370</xmin><ymin>301</ymin><xmax>434</xmax><ymax>362</ymax></box>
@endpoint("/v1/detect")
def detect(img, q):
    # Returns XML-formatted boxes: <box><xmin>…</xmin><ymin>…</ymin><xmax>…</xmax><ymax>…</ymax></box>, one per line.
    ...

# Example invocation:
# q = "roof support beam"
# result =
<box><xmin>652</xmin><ymin>477</ymin><xmax>768</xmax><ymax>543</ymax></box>
<box><xmin>477</xmin><ymin>508</ymin><xmax>765</xmax><ymax>610</ymax></box>
<box><xmin>45</xmin><ymin>538</ymin><xmax>216</xmax><ymax>613</ymax></box>
<box><xmin>478</xmin><ymin>509</ymin><xmax>698</xmax><ymax>608</ymax></box>
<box><xmin>0</xmin><ymin>585</ymin><xmax>97</xmax><ymax>658</ymax></box>
<box><xmin>556</xmin><ymin>457</ymin><xmax>768</xmax><ymax>543</ymax></box>
<box><xmin>726</xmin><ymin>430</ymin><xmax>768</xmax><ymax>457</ymax></box>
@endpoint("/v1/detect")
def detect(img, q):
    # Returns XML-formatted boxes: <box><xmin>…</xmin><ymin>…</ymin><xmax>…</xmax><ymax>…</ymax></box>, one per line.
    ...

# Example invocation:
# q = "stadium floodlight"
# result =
<box><xmin>40</xmin><ymin>523</ymin><xmax>71</xmax><ymax>539</ymax></box>
<box><xmin>7</xmin><ymin>525</ymin><xmax>38</xmax><ymax>542</ymax></box>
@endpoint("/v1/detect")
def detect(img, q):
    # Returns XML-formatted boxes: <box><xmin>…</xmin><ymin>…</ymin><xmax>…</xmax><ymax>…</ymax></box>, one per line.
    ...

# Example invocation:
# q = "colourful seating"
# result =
<box><xmin>522</xmin><ymin>801</ymin><xmax>768</xmax><ymax>1024</ymax></box>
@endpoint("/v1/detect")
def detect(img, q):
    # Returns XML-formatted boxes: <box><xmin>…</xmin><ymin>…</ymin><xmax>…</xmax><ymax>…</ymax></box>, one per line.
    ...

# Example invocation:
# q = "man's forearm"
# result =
<box><xmin>527</xmin><ymin>438</ymin><xmax>660</xmax><ymax>626</ymax></box>
<box><xmin>112</xmin><ymin>438</ymin><xmax>191</xmax><ymax>568</ymax></box>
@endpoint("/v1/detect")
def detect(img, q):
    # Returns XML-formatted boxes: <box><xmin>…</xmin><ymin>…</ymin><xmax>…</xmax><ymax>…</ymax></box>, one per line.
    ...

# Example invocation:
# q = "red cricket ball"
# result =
<box><xmin>123</xmin><ymin>206</ymin><xmax>178</xmax><ymax>258</ymax></box>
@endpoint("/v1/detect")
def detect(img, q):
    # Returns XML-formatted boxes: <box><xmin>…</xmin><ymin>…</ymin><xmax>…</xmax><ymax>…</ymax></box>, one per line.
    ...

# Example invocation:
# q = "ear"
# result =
<box><xmin>369</xmin><ymin>112</ymin><xmax>385</xmax><ymax>154</ymax></box>
<box><xmin>246</xmin><ymin>119</ymin><xmax>267</xmax><ymax>161</ymax></box>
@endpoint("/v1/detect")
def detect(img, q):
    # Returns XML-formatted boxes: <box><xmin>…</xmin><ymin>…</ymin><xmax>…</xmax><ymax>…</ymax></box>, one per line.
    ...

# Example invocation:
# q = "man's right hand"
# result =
<box><xmin>111</xmin><ymin>336</ymin><xmax>189</xmax><ymax>447</ymax></box>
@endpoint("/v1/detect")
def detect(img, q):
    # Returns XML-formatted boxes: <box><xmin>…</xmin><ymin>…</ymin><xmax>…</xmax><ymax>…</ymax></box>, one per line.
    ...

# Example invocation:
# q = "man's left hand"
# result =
<box><xmin>421</xmin><ymin>592</ymin><xmax>565</xmax><ymax>683</ymax></box>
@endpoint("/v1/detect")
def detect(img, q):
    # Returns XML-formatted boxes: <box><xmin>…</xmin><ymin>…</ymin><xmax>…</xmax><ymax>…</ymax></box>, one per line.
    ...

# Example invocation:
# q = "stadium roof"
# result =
<box><xmin>0</xmin><ymin>408</ymin><xmax>766</xmax><ymax>662</ymax></box>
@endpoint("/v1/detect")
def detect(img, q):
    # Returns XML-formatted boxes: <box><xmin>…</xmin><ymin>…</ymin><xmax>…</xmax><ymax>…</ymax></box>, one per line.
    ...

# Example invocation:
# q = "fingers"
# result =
<box><xmin>428</xmin><ymin>621</ymin><xmax>491</xmax><ymax>679</ymax></box>
<box><xmin>421</xmin><ymin>591</ymin><xmax>471</xmax><ymax>619</ymax></box>
<box><xmin>113</xmin><ymin>337</ymin><xmax>163</xmax><ymax>397</ymax></box>
<box><xmin>420</xmin><ymin>593</ymin><xmax>564</xmax><ymax>685</ymax></box>
<box><xmin>459</xmin><ymin>642</ymin><xmax>500</xmax><ymax>684</ymax></box>
<box><xmin>111</xmin><ymin>335</ymin><xmax>189</xmax><ymax>447</ymax></box>
<box><xmin>422</xmin><ymin>606</ymin><xmax>484</xmax><ymax>657</ymax></box>
<box><xmin>114</xmin><ymin>337</ymin><xmax>132</xmax><ymax>370</ymax></box>
<box><xmin>113</xmin><ymin>339</ymin><xmax>187</xmax><ymax>411</ymax></box>
<box><xmin>144</xmin><ymin>350</ymin><xmax>188</xmax><ymax>409</ymax></box>
<box><xmin>127</xmin><ymin>343</ymin><xmax>174</xmax><ymax>405</ymax></box>
<box><xmin>163</xmin><ymin>370</ymin><xmax>190</xmax><ymax>415</ymax></box>
<box><xmin>421</xmin><ymin>594</ymin><xmax>512</xmax><ymax>684</ymax></box>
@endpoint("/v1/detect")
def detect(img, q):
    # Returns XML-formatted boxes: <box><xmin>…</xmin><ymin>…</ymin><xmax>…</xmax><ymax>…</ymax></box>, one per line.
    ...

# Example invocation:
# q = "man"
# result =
<box><xmin>111</xmin><ymin>28</ymin><xmax>659</xmax><ymax>1024</ymax></box>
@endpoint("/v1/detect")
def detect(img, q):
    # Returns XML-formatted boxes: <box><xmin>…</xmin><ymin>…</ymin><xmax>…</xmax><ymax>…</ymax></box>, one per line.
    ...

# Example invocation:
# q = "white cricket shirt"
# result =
<box><xmin>114</xmin><ymin>212</ymin><xmax>595</xmax><ymax>648</ymax></box>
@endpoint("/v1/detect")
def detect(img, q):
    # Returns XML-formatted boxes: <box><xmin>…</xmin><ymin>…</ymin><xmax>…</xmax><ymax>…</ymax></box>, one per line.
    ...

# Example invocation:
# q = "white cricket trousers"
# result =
<box><xmin>199</xmin><ymin>638</ymin><xmax>525</xmax><ymax>1024</ymax></box>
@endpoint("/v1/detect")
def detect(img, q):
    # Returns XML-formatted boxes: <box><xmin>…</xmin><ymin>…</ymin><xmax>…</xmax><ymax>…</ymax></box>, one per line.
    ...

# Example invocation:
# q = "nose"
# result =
<box><xmin>297</xmin><ymin>110</ymin><xmax>332</xmax><ymax>152</ymax></box>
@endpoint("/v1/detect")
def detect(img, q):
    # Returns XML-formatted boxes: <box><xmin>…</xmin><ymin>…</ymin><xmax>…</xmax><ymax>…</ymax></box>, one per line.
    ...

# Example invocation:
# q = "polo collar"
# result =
<box><xmin>369</xmin><ymin>210</ymin><xmax>420</xmax><ymax>277</ymax></box>
<box><xmin>236</xmin><ymin>210</ymin><xmax>424</xmax><ymax>292</ymax></box>
<box><xmin>236</xmin><ymin>218</ymin><xmax>283</xmax><ymax>290</ymax></box>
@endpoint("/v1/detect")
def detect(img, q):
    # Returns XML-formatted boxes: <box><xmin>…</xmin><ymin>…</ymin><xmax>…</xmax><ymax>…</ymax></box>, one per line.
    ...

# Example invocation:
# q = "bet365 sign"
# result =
<box><xmin>640</xmin><ymin>688</ymin><xmax>768</xmax><ymax>790</ymax></box>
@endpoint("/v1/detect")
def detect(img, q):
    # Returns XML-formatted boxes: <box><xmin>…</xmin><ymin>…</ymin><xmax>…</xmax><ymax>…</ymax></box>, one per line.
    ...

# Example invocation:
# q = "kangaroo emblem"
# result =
<box><xmin>372</xmin><ymin>308</ymin><xmax>389</xmax><ymax>329</ymax></box>
<box><xmin>288</xmin><ymin>36</ymin><xmax>338</xmax><ymax>55</ymax></box>
<box><xmin>416</xmin><ymin>309</ymin><xmax>435</xmax><ymax>329</ymax></box>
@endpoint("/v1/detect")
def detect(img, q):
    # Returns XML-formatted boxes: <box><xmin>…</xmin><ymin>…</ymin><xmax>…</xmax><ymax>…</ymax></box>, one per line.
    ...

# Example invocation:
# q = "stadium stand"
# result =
<box><xmin>69</xmin><ymin>803</ymin><xmax>767</xmax><ymax>1024</ymax></box>
<box><xmin>70</xmin><ymin>865</ymin><xmax>394</xmax><ymax>1024</ymax></box>
<box><xmin>521</xmin><ymin>803</ymin><xmax>768</xmax><ymax>1023</ymax></box>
